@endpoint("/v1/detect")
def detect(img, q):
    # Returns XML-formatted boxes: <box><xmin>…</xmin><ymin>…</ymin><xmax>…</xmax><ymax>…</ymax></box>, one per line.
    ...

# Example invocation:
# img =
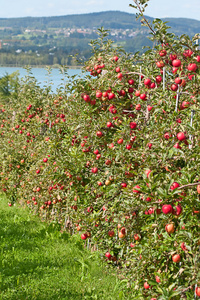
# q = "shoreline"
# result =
<box><xmin>0</xmin><ymin>64</ymin><xmax>83</xmax><ymax>69</ymax></box>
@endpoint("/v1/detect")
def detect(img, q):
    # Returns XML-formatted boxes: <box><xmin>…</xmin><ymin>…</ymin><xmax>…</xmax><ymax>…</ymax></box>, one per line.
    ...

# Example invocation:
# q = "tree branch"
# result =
<box><xmin>177</xmin><ymin>182</ymin><xmax>200</xmax><ymax>190</ymax></box>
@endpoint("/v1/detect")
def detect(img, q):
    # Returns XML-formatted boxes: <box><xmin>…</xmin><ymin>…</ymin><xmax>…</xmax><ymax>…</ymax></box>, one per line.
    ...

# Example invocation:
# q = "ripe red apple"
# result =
<box><xmin>117</xmin><ymin>73</ymin><xmax>123</xmax><ymax>79</ymax></box>
<box><xmin>117</xmin><ymin>138</ymin><xmax>123</xmax><ymax>144</ymax></box>
<box><xmin>107</xmin><ymin>121</ymin><xmax>113</xmax><ymax>128</ymax></box>
<box><xmin>177</xmin><ymin>132</ymin><xmax>186</xmax><ymax>141</ymax></box>
<box><xmin>172</xmin><ymin>254</ymin><xmax>181</xmax><ymax>263</ymax></box>
<box><xmin>146</xmin><ymin>197</ymin><xmax>152</xmax><ymax>202</ymax></box>
<box><xmin>96</xmin><ymin>90</ymin><xmax>102</xmax><ymax>98</ymax></box>
<box><xmin>96</xmin><ymin>131</ymin><xmax>103</xmax><ymax>137</ymax></box>
<box><xmin>140</xmin><ymin>93</ymin><xmax>147</xmax><ymax>101</ymax></box>
<box><xmin>171</xmin><ymin>84</ymin><xmax>178</xmax><ymax>91</ymax></box>
<box><xmin>156</xmin><ymin>75</ymin><xmax>162</xmax><ymax>83</ymax></box>
<box><xmin>130</xmin><ymin>122</ymin><xmax>137</xmax><ymax>129</ymax></box>
<box><xmin>43</xmin><ymin>158</ymin><xmax>48</xmax><ymax>163</ymax></box>
<box><xmin>108</xmin><ymin>92</ymin><xmax>115</xmax><ymax>100</ymax></box>
<box><xmin>145</xmin><ymin>169</ymin><xmax>151</xmax><ymax>178</ymax></box>
<box><xmin>83</xmin><ymin>94</ymin><xmax>91</xmax><ymax>103</ymax></box>
<box><xmin>195</xmin><ymin>286</ymin><xmax>200</xmax><ymax>297</ymax></box>
<box><xmin>170</xmin><ymin>182</ymin><xmax>180</xmax><ymax>190</ymax></box>
<box><xmin>126</xmin><ymin>144</ymin><xmax>132</xmax><ymax>150</ymax></box>
<box><xmin>87</xmin><ymin>206</ymin><xmax>93</xmax><ymax>213</ymax></box>
<box><xmin>128</xmin><ymin>79</ymin><xmax>134</xmax><ymax>85</ymax></box>
<box><xmin>108</xmin><ymin>230</ymin><xmax>115</xmax><ymax>237</ymax></box>
<box><xmin>156</xmin><ymin>61</ymin><xmax>165</xmax><ymax>68</ymax></box>
<box><xmin>144</xmin><ymin>282</ymin><xmax>150</xmax><ymax>289</ymax></box>
<box><xmin>81</xmin><ymin>233</ymin><xmax>88</xmax><ymax>240</ymax></box>
<box><xmin>91</xmin><ymin>167</ymin><xmax>98</xmax><ymax>174</ymax></box>
<box><xmin>188</xmin><ymin>63</ymin><xmax>197</xmax><ymax>72</ymax></box>
<box><xmin>174</xmin><ymin>143</ymin><xmax>181</xmax><ymax>149</ymax></box>
<box><xmin>135</xmin><ymin>104</ymin><xmax>141</xmax><ymax>110</ymax></box>
<box><xmin>197</xmin><ymin>185</ymin><xmax>200</xmax><ymax>194</ymax></box>
<box><xmin>113</xmin><ymin>56</ymin><xmax>119</xmax><ymax>62</ymax></box>
<box><xmin>121</xmin><ymin>182</ymin><xmax>127</xmax><ymax>188</ymax></box>
<box><xmin>147</xmin><ymin>105</ymin><xmax>153</xmax><ymax>111</ymax></box>
<box><xmin>134</xmin><ymin>234</ymin><xmax>140</xmax><ymax>241</ymax></box>
<box><xmin>135</xmin><ymin>90</ymin><xmax>140</xmax><ymax>97</ymax></box>
<box><xmin>159</xmin><ymin>49</ymin><xmax>166</xmax><ymax>57</ymax></box>
<box><xmin>105</xmin><ymin>159</ymin><xmax>111</xmax><ymax>165</ymax></box>
<box><xmin>172</xmin><ymin>204</ymin><xmax>182</xmax><ymax>216</ymax></box>
<box><xmin>105</xmin><ymin>252</ymin><xmax>112</xmax><ymax>260</ymax></box>
<box><xmin>94</xmin><ymin>149</ymin><xmax>99</xmax><ymax>155</ymax></box>
<box><xmin>172</xmin><ymin>59</ymin><xmax>181</xmax><ymax>67</ymax></box>
<box><xmin>144</xmin><ymin>78</ymin><xmax>151</xmax><ymax>86</ymax></box>
<box><xmin>133</xmin><ymin>185</ymin><xmax>141</xmax><ymax>193</ymax></box>
<box><xmin>180</xmin><ymin>242</ymin><xmax>187</xmax><ymax>251</ymax></box>
<box><xmin>156</xmin><ymin>275</ymin><xmax>161</xmax><ymax>283</ymax></box>
<box><xmin>164</xmin><ymin>132</ymin><xmax>170</xmax><ymax>140</ymax></box>
<box><xmin>162</xmin><ymin>204</ymin><xmax>172</xmax><ymax>214</ymax></box>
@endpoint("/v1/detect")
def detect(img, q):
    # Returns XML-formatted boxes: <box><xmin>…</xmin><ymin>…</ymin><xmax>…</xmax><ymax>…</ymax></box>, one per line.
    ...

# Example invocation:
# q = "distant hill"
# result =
<box><xmin>0</xmin><ymin>11</ymin><xmax>199</xmax><ymax>67</ymax></box>
<box><xmin>0</xmin><ymin>11</ymin><xmax>199</xmax><ymax>36</ymax></box>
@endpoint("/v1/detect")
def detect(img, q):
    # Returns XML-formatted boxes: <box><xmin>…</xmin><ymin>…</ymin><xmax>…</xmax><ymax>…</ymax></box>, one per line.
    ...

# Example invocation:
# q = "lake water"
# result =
<box><xmin>0</xmin><ymin>67</ymin><xmax>83</xmax><ymax>93</ymax></box>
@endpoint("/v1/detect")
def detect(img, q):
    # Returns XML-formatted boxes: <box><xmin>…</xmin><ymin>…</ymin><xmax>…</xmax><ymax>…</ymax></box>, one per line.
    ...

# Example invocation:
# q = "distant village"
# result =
<box><xmin>0</xmin><ymin>26</ymin><xmax>147</xmax><ymax>51</ymax></box>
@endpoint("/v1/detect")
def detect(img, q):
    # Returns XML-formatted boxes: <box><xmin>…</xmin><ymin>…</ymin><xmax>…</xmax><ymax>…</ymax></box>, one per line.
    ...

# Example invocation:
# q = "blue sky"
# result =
<box><xmin>0</xmin><ymin>0</ymin><xmax>200</xmax><ymax>20</ymax></box>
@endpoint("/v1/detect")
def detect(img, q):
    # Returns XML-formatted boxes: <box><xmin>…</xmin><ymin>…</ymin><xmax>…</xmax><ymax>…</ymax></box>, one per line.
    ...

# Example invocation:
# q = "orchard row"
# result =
<box><xmin>0</xmin><ymin>27</ymin><xmax>200</xmax><ymax>299</ymax></box>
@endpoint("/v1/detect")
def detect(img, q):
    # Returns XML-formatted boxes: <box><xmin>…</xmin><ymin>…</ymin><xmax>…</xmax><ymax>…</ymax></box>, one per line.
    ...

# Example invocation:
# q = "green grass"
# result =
<box><xmin>0</xmin><ymin>195</ymin><xmax>132</xmax><ymax>300</ymax></box>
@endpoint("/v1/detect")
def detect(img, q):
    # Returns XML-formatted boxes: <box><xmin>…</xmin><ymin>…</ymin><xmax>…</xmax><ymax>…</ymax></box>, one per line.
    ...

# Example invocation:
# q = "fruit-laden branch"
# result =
<box><xmin>125</xmin><ymin>71</ymin><xmax>146</xmax><ymax>77</ymax></box>
<box><xmin>133</xmin><ymin>0</ymin><xmax>156</xmax><ymax>35</ymax></box>
<box><xmin>177</xmin><ymin>182</ymin><xmax>200</xmax><ymax>190</ymax></box>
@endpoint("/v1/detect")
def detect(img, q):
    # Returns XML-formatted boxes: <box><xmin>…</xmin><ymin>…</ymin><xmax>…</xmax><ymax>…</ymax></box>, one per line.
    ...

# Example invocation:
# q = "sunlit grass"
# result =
<box><xmin>0</xmin><ymin>195</ymin><xmax>133</xmax><ymax>300</ymax></box>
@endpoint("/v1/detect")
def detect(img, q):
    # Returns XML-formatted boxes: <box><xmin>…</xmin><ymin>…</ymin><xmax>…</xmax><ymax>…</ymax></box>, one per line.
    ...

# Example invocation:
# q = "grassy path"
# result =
<box><xmin>0</xmin><ymin>196</ymin><xmax>131</xmax><ymax>300</ymax></box>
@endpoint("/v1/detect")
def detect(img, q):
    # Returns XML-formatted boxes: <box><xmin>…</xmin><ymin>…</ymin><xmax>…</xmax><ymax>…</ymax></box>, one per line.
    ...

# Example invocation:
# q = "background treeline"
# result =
<box><xmin>0</xmin><ymin>11</ymin><xmax>199</xmax><ymax>66</ymax></box>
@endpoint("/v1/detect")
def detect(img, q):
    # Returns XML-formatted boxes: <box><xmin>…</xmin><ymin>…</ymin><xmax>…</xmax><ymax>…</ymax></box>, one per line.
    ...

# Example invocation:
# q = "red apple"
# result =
<box><xmin>170</xmin><ymin>182</ymin><xmax>180</xmax><ymax>190</ymax></box>
<box><xmin>172</xmin><ymin>254</ymin><xmax>181</xmax><ymax>263</ymax></box>
<box><xmin>195</xmin><ymin>286</ymin><xmax>200</xmax><ymax>297</ymax></box>
<box><xmin>172</xmin><ymin>59</ymin><xmax>181</xmax><ymax>67</ymax></box>
<box><xmin>105</xmin><ymin>252</ymin><xmax>112</xmax><ymax>260</ymax></box>
<box><xmin>162</xmin><ymin>204</ymin><xmax>173</xmax><ymax>214</ymax></box>
<box><xmin>144</xmin><ymin>282</ymin><xmax>150</xmax><ymax>289</ymax></box>
<box><xmin>188</xmin><ymin>63</ymin><xmax>197</xmax><ymax>72</ymax></box>
<box><xmin>96</xmin><ymin>131</ymin><xmax>103</xmax><ymax>137</ymax></box>
<box><xmin>177</xmin><ymin>132</ymin><xmax>186</xmax><ymax>141</ymax></box>
<box><xmin>140</xmin><ymin>93</ymin><xmax>147</xmax><ymax>101</ymax></box>
<box><xmin>180</xmin><ymin>242</ymin><xmax>187</xmax><ymax>251</ymax></box>
<box><xmin>81</xmin><ymin>233</ymin><xmax>88</xmax><ymax>240</ymax></box>
<box><xmin>144</xmin><ymin>78</ymin><xmax>151</xmax><ymax>86</ymax></box>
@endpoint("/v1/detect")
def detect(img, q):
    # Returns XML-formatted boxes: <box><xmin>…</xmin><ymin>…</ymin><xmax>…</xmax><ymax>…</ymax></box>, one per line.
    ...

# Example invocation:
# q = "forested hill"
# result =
<box><xmin>0</xmin><ymin>11</ymin><xmax>200</xmax><ymax>36</ymax></box>
<box><xmin>0</xmin><ymin>11</ymin><xmax>199</xmax><ymax>67</ymax></box>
